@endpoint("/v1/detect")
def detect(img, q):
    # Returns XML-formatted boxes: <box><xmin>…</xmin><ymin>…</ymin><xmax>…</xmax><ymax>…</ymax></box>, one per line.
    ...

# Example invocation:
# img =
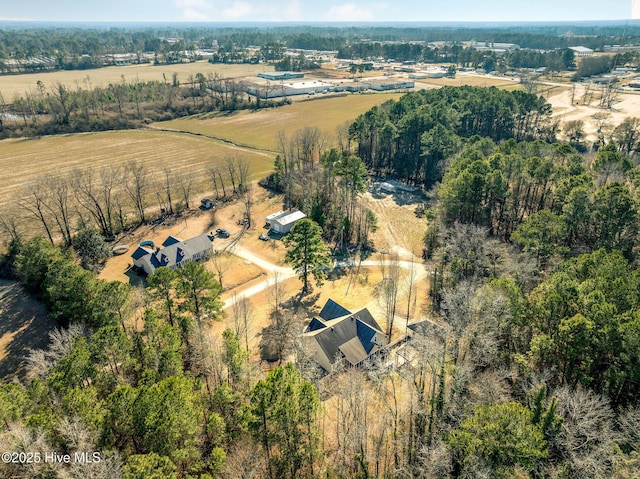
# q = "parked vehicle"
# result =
<box><xmin>216</xmin><ymin>228</ymin><xmax>230</xmax><ymax>238</ymax></box>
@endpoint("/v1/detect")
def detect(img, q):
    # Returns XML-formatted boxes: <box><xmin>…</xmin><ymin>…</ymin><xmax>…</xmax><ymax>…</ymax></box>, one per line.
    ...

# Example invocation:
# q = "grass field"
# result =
<box><xmin>0</xmin><ymin>61</ymin><xmax>272</xmax><ymax>99</ymax></box>
<box><xmin>155</xmin><ymin>92</ymin><xmax>403</xmax><ymax>151</ymax></box>
<box><xmin>0</xmin><ymin>129</ymin><xmax>274</xmax><ymax>211</ymax></box>
<box><xmin>414</xmin><ymin>74</ymin><xmax>520</xmax><ymax>89</ymax></box>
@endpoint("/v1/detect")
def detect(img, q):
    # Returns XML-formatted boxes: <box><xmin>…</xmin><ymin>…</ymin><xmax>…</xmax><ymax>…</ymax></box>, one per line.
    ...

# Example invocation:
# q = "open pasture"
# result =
<box><xmin>417</xmin><ymin>73</ymin><xmax>520</xmax><ymax>89</ymax></box>
<box><xmin>156</xmin><ymin>92</ymin><xmax>403</xmax><ymax>151</ymax></box>
<box><xmin>0</xmin><ymin>129</ymin><xmax>274</xmax><ymax>211</ymax></box>
<box><xmin>0</xmin><ymin>61</ymin><xmax>271</xmax><ymax>99</ymax></box>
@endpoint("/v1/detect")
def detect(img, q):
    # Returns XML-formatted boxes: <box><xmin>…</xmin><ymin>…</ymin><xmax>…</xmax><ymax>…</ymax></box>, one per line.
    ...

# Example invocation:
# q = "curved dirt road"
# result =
<box><xmin>224</xmin><ymin>244</ymin><xmax>428</xmax><ymax>309</ymax></box>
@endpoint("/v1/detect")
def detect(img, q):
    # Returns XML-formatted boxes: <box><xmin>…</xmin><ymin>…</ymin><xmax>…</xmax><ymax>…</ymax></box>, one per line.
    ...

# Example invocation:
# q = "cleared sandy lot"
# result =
<box><xmin>548</xmin><ymin>83</ymin><xmax>640</xmax><ymax>143</ymax></box>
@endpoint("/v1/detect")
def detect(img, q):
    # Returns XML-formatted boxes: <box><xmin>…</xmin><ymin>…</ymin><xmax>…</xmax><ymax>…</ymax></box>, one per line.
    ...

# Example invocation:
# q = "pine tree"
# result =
<box><xmin>283</xmin><ymin>218</ymin><xmax>331</xmax><ymax>293</ymax></box>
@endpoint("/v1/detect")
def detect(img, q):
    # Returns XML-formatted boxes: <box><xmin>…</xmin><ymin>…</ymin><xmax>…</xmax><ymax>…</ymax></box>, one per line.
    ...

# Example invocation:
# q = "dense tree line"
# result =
<box><xmin>436</xmin><ymin>139</ymin><xmax>639</xmax><ymax>258</ymax></box>
<box><xmin>3</xmin><ymin>24</ymin><xmax>639</xmax><ymax>59</ymax></box>
<box><xmin>262</xmin><ymin>127</ymin><xmax>378</xmax><ymax>250</ymax></box>
<box><xmin>349</xmin><ymin>86</ymin><xmax>554</xmax><ymax>188</ymax></box>
<box><xmin>505</xmin><ymin>48</ymin><xmax>575</xmax><ymax>70</ymax></box>
<box><xmin>1</xmin><ymin>24</ymin><xmax>638</xmax><ymax>74</ymax></box>
<box><xmin>572</xmin><ymin>54</ymin><xmax>618</xmax><ymax>80</ymax></box>
<box><xmin>338</xmin><ymin>43</ymin><xmax>577</xmax><ymax>71</ymax></box>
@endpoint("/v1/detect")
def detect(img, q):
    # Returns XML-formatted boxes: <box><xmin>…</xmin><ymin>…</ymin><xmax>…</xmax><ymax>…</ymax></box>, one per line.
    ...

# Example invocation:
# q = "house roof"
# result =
<box><xmin>305</xmin><ymin>300</ymin><xmax>387</xmax><ymax>368</ymax></box>
<box><xmin>407</xmin><ymin>319</ymin><xmax>444</xmax><ymax>337</ymax></box>
<box><xmin>272</xmin><ymin>210</ymin><xmax>306</xmax><ymax>226</ymax></box>
<box><xmin>134</xmin><ymin>234</ymin><xmax>212</xmax><ymax>273</ymax></box>
<box><xmin>162</xmin><ymin>235</ymin><xmax>183</xmax><ymax>247</ymax></box>
<box><xmin>339</xmin><ymin>337</ymin><xmax>369</xmax><ymax>365</ymax></box>
<box><xmin>319</xmin><ymin>298</ymin><xmax>352</xmax><ymax>321</ymax></box>
<box><xmin>307</xmin><ymin>317</ymin><xmax>327</xmax><ymax>332</ymax></box>
<box><xmin>265</xmin><ymin>211</ymin><xmax>286</xmax><ymax>222</ymax></box>
<box><xmin>131</xmin><ymin>246</ymin><xmax>152</xmax><ymax>260</ymax></box>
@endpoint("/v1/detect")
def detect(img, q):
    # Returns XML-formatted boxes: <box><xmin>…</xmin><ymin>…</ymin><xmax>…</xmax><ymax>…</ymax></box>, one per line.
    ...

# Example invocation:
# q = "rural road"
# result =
<box><xmin>223</xmin><ymin>243</ymin><xmax>428</xmax><ymax>309</ymax></box>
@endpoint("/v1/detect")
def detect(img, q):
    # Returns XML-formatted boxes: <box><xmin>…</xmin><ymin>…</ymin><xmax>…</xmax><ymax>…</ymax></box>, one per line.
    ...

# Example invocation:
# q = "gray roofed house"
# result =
<box><xmin>132</xmin><ymin>234</ymin><xmax>213</xmax><ymax>275</ymax></box>
<box><xmin>303</xmin><ymin>299</ymin><xmax>388</xmax><ymax>371</ymax></box>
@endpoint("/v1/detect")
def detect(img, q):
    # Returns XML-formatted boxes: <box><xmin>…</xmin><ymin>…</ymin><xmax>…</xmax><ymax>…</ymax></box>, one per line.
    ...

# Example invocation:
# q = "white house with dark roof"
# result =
<box><xmin>303</xmin><ymin>299</ymin><xmax>388</xmax><ymax>371</ymax></box>
<box><xmin>131</xmin><ymin>234</ymin><xmax>213</xmax><ymax>275</ymax></box>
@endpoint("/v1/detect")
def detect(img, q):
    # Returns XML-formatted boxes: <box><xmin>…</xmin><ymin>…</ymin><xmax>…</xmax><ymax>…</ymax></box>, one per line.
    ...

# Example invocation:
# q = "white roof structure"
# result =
<box><xmin>265</xmin><ymin>211</ymin><xmax>285</xmax><ymax>223</ymax></box>
<box><xmin>569</xmin><ymin>46</ymin><xmax>594</xmax><ymax>54</ymax></box>
<box><xmin>272</xmin><ymin>210</ymin><xmax>306</xmax><ymax>227</ymax></box>
<box><xmin>282</xmin><ymin>80</ymin><xmax>332</xmax><ymax>90</ymax></box>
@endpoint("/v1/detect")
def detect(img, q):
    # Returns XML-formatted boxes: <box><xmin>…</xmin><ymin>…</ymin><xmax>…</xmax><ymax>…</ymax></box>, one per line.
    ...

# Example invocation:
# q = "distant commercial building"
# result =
<box><xmin>473</xmin><ymin>41</ymin><xmax>520</xmax><ymax>53</ymax></box>
<box><xmin>257</xmin><ymin>71</ymin><xmax>304</xmax><ymax>81</ymax></box>
<box><xmin>569</xmin><ymin>46</ymin><xmax>594</xmax><ymax>57</ymax></box>
<box><xmin>362</xmin><ymin>80</ymin><xmax>415</xmax><ymax>91</ymax></box>
<box><xmin>246</xmin><ymin>80</ymin><xmax>332</xmax><ymax>98</ymax></box>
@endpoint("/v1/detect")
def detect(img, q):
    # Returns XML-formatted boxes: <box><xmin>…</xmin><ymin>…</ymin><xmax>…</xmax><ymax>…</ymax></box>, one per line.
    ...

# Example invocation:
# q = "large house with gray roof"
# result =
<box><xmin>303</xmin><ymin>299</ymin><xmax>388</xmax><ymax>371</ymax></box>
<box><xmin>131</xmin><ymin>234</ymin><xmax>213</xmax><ymax>275</ymax></box>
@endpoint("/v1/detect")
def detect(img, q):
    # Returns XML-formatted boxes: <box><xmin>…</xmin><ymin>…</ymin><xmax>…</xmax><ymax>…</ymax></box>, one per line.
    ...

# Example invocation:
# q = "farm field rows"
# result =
<box><xmin>0</xmin><ymin>129</ymin><xmax>274</xmax><ymax>210</ymax></box>
<box><xmin>155</xmin><ymin>92</ymin><xmax>403</xmax><ymax>151</ymax></box>
<box><xmin>0</xmin><ymin>61</ymin><xmax>272</xmax><ymax>98</ymax></box>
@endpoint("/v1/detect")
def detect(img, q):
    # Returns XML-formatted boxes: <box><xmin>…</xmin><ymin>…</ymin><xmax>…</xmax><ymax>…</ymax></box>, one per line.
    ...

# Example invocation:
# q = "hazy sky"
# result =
<box><xmin>0</xmin><ymin>0</ymin><xmax>636</xmax><ymax>23</ymax></box>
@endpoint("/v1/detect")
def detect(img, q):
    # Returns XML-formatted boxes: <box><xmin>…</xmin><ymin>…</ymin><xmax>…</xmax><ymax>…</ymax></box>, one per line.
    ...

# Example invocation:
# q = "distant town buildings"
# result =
<box><xmin>471</xmin><ymin>41</ymin><xmax>520</xmax><ymax>53</ymax></box>
<box><xmin>257</xmin><ymin>71</ymin><xmax>305</xmax><ymax>81</ymax></box>
<box><xmin>569</xmin><ymin>46</ymin><xmax>594</xmax><ymax>57</ymax></box>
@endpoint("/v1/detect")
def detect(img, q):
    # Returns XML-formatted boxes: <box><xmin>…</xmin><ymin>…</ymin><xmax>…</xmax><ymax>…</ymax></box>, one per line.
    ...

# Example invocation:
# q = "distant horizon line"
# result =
<box><xmin>1</xmin><ymin>19</ymin><xmax>640</xmax><ymax>27</ymax></box>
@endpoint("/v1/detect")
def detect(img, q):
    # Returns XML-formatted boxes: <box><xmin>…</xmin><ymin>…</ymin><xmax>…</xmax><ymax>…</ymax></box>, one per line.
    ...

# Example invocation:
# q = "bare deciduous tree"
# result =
<box><xmin>224</xmin><ymin>439</ymin><xmax>265</xmax><ymax>479</ymax></box>
<box><xmin>379</xmin><ymin>253</ymin><xmax>400</xmax><ymax>340</ymax></box>
<box><xmin>236</xmin><ymin>156</ymin><xmax>250</xmax><ymax>194</ymax></box>
<box><xmin>553</xmin><ymin>386</ymin><xmax>616</xmax><ymax>479</ymax></box>
<box><xmin>240</xmin><ymin>183</ymin><xmax>253</xmax><ymax>228</ymax></box>
<box><xmin>25</xmin><ymin>324</ymin><xmax>86</xmax><ymax>380</ymax></box>
<box><xmin>225</xmin><ymin>156</ymin><xmax>238</xmax><ymax>193</ymax></box>
<box><xmin>176</xmin><ymin>171</ymin><xmax>196</xmax><ymax>210</ymax></box>
<box><xmin>122</xmin><ymin>160</ymin><xmax>149</xmax><ymax>223</ymax></box>
<box><xmin>44</xmin><ymin>175</ymin><xmax>74</xmax><ymax>247</ymax></box>
<box><xmin>161</xmin><ymin>166</ymin><xmax>175</xmax><ymax>215</ymax></box>
<box><xmin>73</xmin><ymin>167</ymin><xmax>119</xmax><ymax>238</ymax></box>
<box><xmin>20</xmin><ymin>178</ymin><xmax>54</xmax><ymax>243</ymax></box>
<box><xmin>208</xmin><ymin>165</ymin><xmax>222</xmax><ymax>199</ymax></box>
<box><xmin>231</xmin><ymin>293</ymin><xmax>253</xmax><ymax>352</ymax></box>
<box><xmin>0</xmin><ymin>209</ymin><xmax>23</xmax><ymax>244</ymax></box>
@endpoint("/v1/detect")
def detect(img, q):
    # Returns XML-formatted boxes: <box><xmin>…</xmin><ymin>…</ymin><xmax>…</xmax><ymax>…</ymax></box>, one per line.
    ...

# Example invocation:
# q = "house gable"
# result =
<box><xmin>304</xmin><ymin>299</ymin><xmax>388</xmax><ymax>370</ymax></box>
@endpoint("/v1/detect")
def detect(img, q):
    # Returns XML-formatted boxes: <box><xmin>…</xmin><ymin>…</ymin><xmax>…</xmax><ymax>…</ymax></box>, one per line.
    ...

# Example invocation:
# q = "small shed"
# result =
<box><xmin>270</xmin><ymin>210</ymin><xmax>306</xmax><ymax>234</ymax></box>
